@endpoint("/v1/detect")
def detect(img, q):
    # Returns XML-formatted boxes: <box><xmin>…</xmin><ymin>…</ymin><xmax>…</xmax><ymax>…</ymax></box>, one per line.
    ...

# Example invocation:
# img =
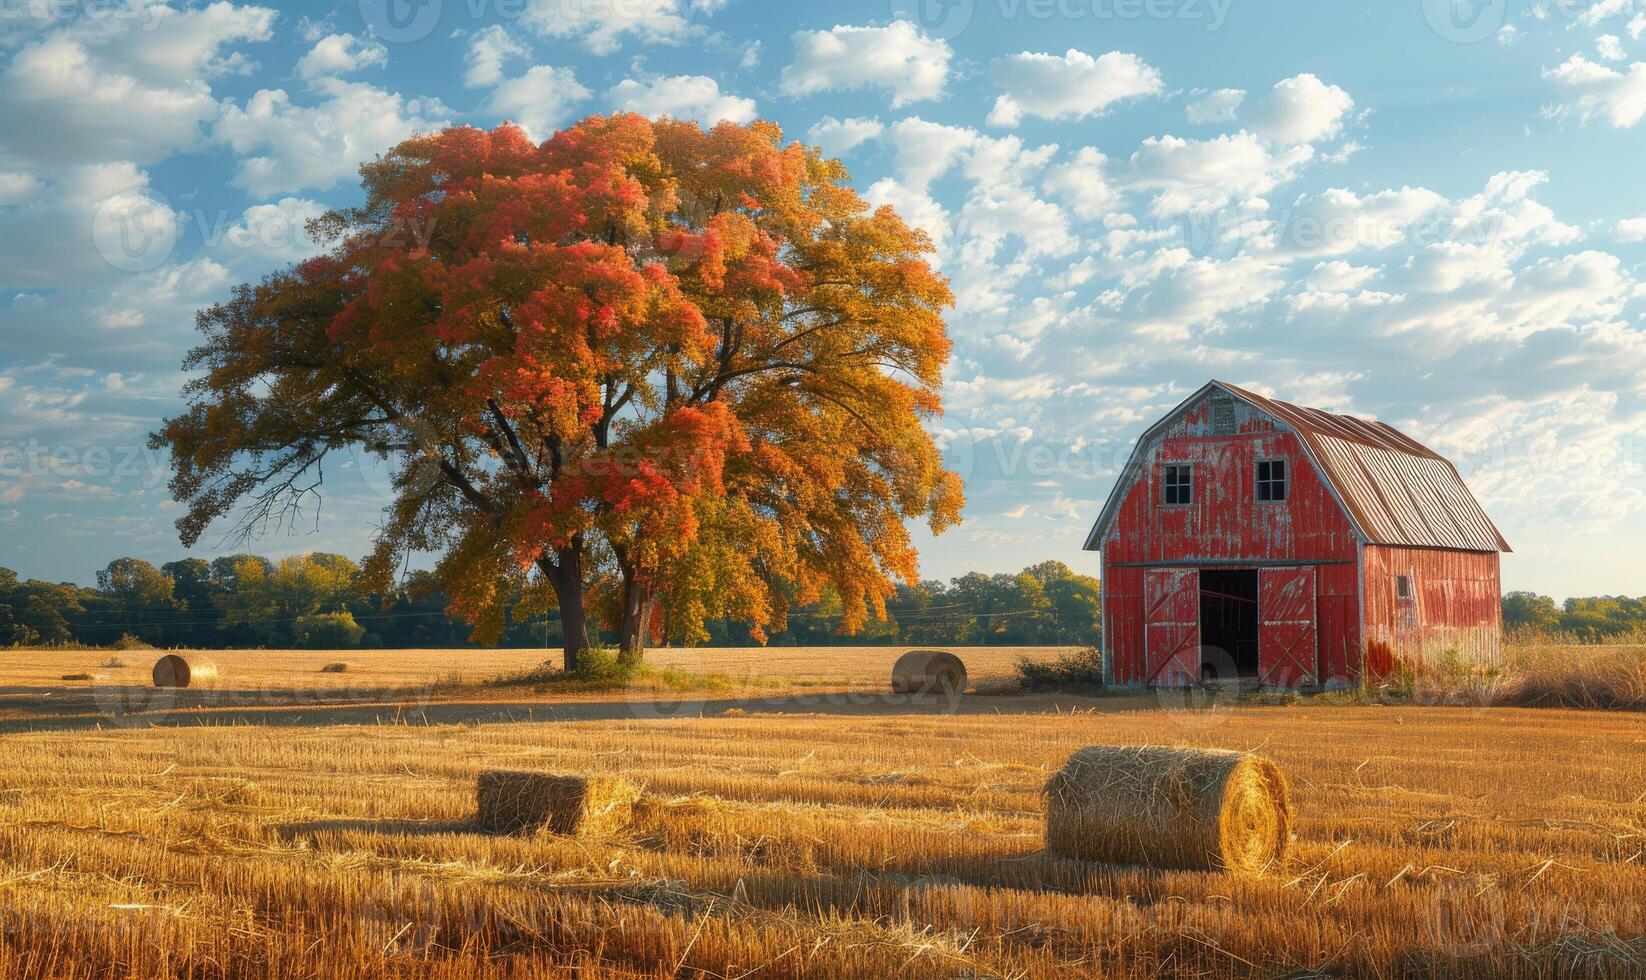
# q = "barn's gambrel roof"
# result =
<box><xmin>1083</xmin><ymin>381</ymin><xmax>1511</xmax><ymax>553</ymax></box>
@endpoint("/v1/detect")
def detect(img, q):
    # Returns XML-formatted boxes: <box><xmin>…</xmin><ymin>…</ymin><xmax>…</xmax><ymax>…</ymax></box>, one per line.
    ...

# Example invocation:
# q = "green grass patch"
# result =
<box><xmin>481</xmin><ymin>647</ymin><xmax>732</xmax><ymax>694</ymax></box>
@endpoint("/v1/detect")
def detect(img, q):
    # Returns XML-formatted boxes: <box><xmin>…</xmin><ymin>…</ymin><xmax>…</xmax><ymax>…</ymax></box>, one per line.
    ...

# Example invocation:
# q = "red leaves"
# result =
<box><xmin>171</xmin><ymin>113</ymin><xmax>961</xmax><ymax>650</ymax></box>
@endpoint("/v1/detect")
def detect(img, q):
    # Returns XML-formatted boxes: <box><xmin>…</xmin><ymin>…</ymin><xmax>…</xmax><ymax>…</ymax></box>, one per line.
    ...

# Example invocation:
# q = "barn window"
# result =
<box><xmin>1163</xmin><ymin>463</ymin><xmax>1193</xmax><ymax>505</ymax></box>
<box><xmin>1256</xmin><ymin>458</ymin><xmax>1288</xmax><ymax>502</ymax></box>
<box><xmin>1396</xmin><ymin>575</ymin><xmax>1412</xmax><ymax>600</ymax></box>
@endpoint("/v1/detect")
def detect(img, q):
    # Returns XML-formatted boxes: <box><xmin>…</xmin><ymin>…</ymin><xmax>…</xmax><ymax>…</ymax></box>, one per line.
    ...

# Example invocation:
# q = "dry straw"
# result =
<box><xmin>151</xmin><ymin>654</ymin><xmax>218</xmax><ymax>689</ymax></box>
<box><xmin>1044</xmin><ymin>745</ymin><xmax>1292</xmax><ymax>875</ymax></box>
<box><xmin>475</xmin><ymin>770</ymin><xmax>641</xmax><ymax>838</ymax></box>
<box><xmin>890</xmin><ymin>650</ymin><xmax>968</xmax><ymax>695</ymax></box>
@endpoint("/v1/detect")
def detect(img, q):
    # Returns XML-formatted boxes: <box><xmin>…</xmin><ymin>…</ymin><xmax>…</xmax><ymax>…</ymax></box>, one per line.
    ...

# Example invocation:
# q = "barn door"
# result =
<box><xmin>1259</xmin><ymin>566</ymin><xmax>1318</xmax><ymax>688</ymax></box>
<box><xmin>1144</xmin><ymin>568</ymin><xmax>1199</xmax><ymax>687</ymax></box>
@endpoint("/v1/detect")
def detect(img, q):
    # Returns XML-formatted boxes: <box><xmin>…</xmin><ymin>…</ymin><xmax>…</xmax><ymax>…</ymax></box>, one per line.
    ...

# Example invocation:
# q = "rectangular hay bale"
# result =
<box><xmin>475</xmin><ymin>770</ymin><xmax>639</xmax><ymax>838</ymax></box>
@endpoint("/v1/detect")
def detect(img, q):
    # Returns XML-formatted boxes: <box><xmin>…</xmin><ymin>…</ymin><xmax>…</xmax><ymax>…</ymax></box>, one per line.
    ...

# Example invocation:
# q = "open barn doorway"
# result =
<box><xmin>1199</xmin><ymin>569</ymin><xmax>1259</xmax><ymax>681</ymax></box>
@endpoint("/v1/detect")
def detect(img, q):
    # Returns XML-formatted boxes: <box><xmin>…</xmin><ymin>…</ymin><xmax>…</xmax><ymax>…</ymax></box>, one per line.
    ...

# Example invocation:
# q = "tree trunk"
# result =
<box><xmin>617</xmin><ymin>564</ymin><xmax>650</xmax><ymax>664</ymax></box>
<box><xmin>540</xmin><ymin>542</ymin><xmax>590</xmax><ymax>672</ymax></box>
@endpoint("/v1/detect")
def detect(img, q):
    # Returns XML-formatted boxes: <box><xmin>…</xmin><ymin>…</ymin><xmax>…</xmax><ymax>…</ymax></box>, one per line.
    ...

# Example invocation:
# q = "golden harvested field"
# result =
<box><xmin>0</xmin><ymin>646</ymin><xmax>1643</xmax><ymax>978</ymax></box>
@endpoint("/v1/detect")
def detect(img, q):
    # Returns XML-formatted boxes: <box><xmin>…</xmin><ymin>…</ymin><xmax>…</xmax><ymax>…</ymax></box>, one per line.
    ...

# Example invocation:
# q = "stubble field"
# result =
<box><xmin>0</xmin><ymin>645</ymin><xmax>1642</xmax><ymax>978</ymax></box>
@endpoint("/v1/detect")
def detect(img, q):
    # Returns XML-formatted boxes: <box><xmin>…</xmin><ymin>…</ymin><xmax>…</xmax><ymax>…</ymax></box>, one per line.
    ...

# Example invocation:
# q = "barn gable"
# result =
<box><xmin>1084</xmin><ymin>381</ymin><xmax>1510</xmax><ymax>554</ymax></box>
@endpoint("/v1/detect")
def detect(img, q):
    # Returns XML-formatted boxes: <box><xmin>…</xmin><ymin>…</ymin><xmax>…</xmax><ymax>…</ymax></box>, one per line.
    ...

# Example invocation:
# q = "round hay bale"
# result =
<box><xmin>890</xmin><ymin>650</ymin><xmax>968</xmax><ymax>695</ymax></box>
<box><xmin>152</xmin><ymin>654</ymin><xmax>218</xmax><ymax>689</ymax></box>
<box><xmin>1044</xmin><ymin>745</ymin><xmax>1291</xmax><ymax>875</ymax></box>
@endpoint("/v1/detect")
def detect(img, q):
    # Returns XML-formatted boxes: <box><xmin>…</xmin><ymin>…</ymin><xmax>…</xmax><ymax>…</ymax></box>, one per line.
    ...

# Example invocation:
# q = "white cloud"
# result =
<box><xmin>864</xmin><ymin>178</ymin><xmax>951</xmax><ymax>255</ymax></box>
<box><xmin>1122</xmin><ymin>131</ymin><xmax>1314</xmax><ymax>217</ymax></box>
<box><xmin>1247</xmin><ymin>73</ymin><xmax>1355</xmax><ymax>145</ymax></box>
<box><xmin>0</xmin><ymin>173</ymin><xmax>45</xmax><ymax>205</ymax></box>
<box><xmin>1277</xmin><ymin>186</ymin><xmax>1449</xmax><ymax>256</ymax></box>
<box><xmin>0</xmin><ymin>163</ymin><xmax>177</xmax><ymax>290</ymax></box>
<box><xmin>295</xmin><ymin>33</ymin><xmax>387</xmax><ymax>80</ymax></box>
<box><xmin>986</xmin><ymin>49</ymin><xmax>1163</xmax><ymax>127</ymax></box>
<box><xmin>780</xmin><ymin>21</ymin><xmax>951</xmax><ymax>107</ymax></box>
<box><xmin>207</xmin><ymin>197</ymin><xmax>329</xmax><ymax>268</ymax></box>
<box><xmin>1186</xmin><ymin>87</ymin><xmax>1244</xmax><ymax>124</ymax></box>
<box><xmin>215</xmin><ymin>79</ymin><xmax>450</xmax><ymax>195</ymax></box>
<box><xmin>1577</xmin><ymin>0</ymin><xmax>1632</xmax><ymax>27</ymax></box>
<box><xmin>606</xmin><ymin>75</ymin><xmax>755</xmax><ymax>125</ymax></box>
<box><xmin>1616</xmin><ymin>215</ymin><xmax>1646</xmax><ymax>241</ymax></box>
<box><xmin>521</xmin><ymin>0</ymin><xmax>703</xmax><ymax>55</ymax></box>
<box><xmin>1543</xmin><ymin>54</ymin><xmax>1646</xmax><ymax>127</ymax></box>
<box><xmin>807</xmin><ymin>116</ymin><xmax>883</xmax><ymax>157</ymax></box>
<box><xmin>1041</xmin><ymin>147</ymin><xmax>1121</xmax><ymax>221</ymax></box>
<box><xmin>882</xmin><ymin>116</ymin><xmax>976</xmax><ymax>189</ymax></box>
<box><xmin>484</xmin><ymin>66</ymin><xmax>592</xmax><ymax>140</ymax></box>
<box><xmin>0</xmin><ymin>3</ymin><xmax>275</xmax><ymax>169</ymax></box>
<box><xmin>1305</xmin><ymin>260</ymin><xmax>1379</xmax><ymax>293</ymax></box>
<box><xmin>1597</xmin><ymin>34</ymin><xmax>1627</xmax><ymax>62</ymax></box>
<box><xmin>464</xmin><ymin>25</ymin><xmax>530</xmax><ymax>88</ymax></box>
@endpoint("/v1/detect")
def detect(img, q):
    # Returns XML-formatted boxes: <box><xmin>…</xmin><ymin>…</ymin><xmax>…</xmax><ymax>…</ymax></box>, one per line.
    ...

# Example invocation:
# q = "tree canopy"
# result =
<box><xmin>153</xmin><ymin>116</ymin><xmax>961</xmax><ymax>664</ymax></box>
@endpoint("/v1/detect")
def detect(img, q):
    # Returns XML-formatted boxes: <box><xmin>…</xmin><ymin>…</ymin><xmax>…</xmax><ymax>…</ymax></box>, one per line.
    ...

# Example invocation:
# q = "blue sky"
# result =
<box><xmin>2</xmin><ymin>0</ymin><xmax>1645</xmax><ymax>598</ymax></box>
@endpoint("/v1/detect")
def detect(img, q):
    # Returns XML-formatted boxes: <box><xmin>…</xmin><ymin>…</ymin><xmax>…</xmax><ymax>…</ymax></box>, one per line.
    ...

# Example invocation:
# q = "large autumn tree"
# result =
<box><xmin>155</xmin><ymin>115</ymin><xmax>962</xmax><ymax>666</ymax></box>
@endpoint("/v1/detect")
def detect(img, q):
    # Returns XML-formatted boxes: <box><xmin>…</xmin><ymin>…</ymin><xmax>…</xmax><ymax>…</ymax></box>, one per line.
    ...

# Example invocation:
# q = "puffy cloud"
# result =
<box><xmin>0</xmin><ymin>173</ymin><xmax>45</xmax><ymax>206</ymax></box>
<box><xmin>1616</xmin><ymin>215</ymin><xmax>1646</xmax><ymax>241</ymax></box>
<box><xmin>0</xmin><ymin>163</ymin><xmax>178</xmax><ymax>290</ymax></box>
<box><xmin>1305</xmin><ymin>260</ymin><xmax>1379</xmax><ymax>293</ymax></box>
<box><xmin>1186</xmin><ymin>88</ymin><xmax>1244</xmax><ymax>124</ymax></box>
<box><xmin>806</xmin><ymin>116</ymin><xmax>883</xmax><ymax>157</ymax></box>
<box><xmin>205</xmin><ymin>197</ymin><xmax>329</xmax><ymax>269</ymax></box>
<box><xmin>986</xmin><ymin>49</ymin><xmax>1163</xmax><ymax>127</ymax></box>
<box><xmin>780</xmin><ymin>21</ymin><xmax>951</xmax><ymax>107</ymax></box>
<box><xmin>0</xmin><ymin>2</ymin><xmax>276</xmax><ymax>169</ymax></box>
<box><xmin>521</xmin><ymin>0</ymin><xmax>705</xmax><ymax>55</ymax></box>
<box><xmin>463</xmin><ymin>25</ymin><xmax>530</xmax><ymax>88</ymax></box>
<box><xmin>215</xmin><ymin>80</ymin><xmax>451</xmax><ymax>195</ymax></box>
<box><xmin>1543</xmin><ymin>54</ymin><xmax>1646</xmax><ymax>127</ymax></box>
<box><xmin>294</xmin><ymin>33</ymin><xmax>387</xmax><ymax>80</ymax></box>
<box><xmin>1597</xmin><ymin>34</ymin><xmax>1627</xmax><ymax>62</ymax></box>
<box><xmin>1121</xmin><ymin>131</ymin><xmax>1314</xmax><ymax>217</ymax></box>
<box><xmin>605</xmin><ymin>75</ymin><xmax>756</xmax><ymax>125</ymax></box>
<box><xmin>864</xmin><ymin>178</ymin><xmax>951</xmax><ymax>255</ymax></box>
<box><xmin>1041</xmin><ymin>147</ymin><xmax>1122</xmax><ymax>222</ymax></box>
<box><xmin>882</xmin><ymin>116</ymin><xmax>976</xmax><ymax>188</ymax></box>
<box><xmin>1247</xmin><ymin>73</ymin><xmax>1355</xmax><ymax>145</ymax></box>
<box><xmin>484</xmin><ymin>66</ymin><xmax>591</xmax><ymax>140</ymax></box>
<box><xmin>1274</xmin><ymin>186</ymin><xmax>1449</xmax><ymax>256</ymax></box>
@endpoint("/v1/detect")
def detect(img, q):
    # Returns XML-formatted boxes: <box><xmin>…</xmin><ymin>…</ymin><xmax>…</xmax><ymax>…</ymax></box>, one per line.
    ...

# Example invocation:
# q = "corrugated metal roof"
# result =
<box><xmin>1216</xmin><ymin>382</ymin><xmax>1510</xmax><ymax>553</ymax></box>
<box><xmin>1082</xmin><ymin>381</ymin><xmax>1510</xmax><ymax>553</ymax></box>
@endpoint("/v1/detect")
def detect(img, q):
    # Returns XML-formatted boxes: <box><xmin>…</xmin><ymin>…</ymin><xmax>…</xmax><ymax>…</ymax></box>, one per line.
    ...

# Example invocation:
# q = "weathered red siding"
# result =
<box><xmin>1100</xmin><ymin>416</ymin><xmax>1361</xmax><ymax>685</ymax></box>
<box><xmin>1092</xmin><ymin>383</ymin><xmax>1507</xmax><ymax>689</ymax></box>
<box><xmin>1361</xmin><ymin>545</ymin><xmax>1502</xmax><ymax>674</ymax></box>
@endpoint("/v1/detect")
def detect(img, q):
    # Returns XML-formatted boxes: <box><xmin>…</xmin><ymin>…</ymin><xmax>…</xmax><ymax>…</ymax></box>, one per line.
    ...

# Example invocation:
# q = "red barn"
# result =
<box><xmin>1083</xmin><ymin>381</ymin><xmax>1510</xmax><ymax>689</ymax></box>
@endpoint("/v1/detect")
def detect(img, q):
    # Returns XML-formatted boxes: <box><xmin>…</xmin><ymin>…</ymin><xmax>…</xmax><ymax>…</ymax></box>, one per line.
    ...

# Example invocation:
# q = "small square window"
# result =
<box><xmin>1396</xmin><ymin>575</ymin><xmax>1412</xmax><ymax>599</ymax></box>
<box><xmin>1256</xmin><ymin>458</ymin><xmax>1288</xmax><ymax>502</ymax></box>
<box><xmin>1163</xmin><ymin>463</ymin><xmax>1193</xmax><ymax>506</ymax></box>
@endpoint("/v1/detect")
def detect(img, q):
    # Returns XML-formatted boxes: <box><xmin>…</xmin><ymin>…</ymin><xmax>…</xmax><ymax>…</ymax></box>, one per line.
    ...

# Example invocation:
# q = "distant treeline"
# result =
<box><xmin>3</xmin><ymin>557</ymin><xmax>1632</xmax><ymax>650</ymax></box>
<box><xmin>0</xmin><ymin>555</ymin><xmax>1103</xmax><ymax>650</ymax></box>
<box><xmin>1501</xmin><ymin>591</ymin><xmax>1646</xmax><ymax>642</ymax></box>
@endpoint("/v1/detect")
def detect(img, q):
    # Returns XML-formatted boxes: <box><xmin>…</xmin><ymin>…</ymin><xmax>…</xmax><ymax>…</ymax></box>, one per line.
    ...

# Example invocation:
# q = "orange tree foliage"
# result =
<box><xmin>153</xmin><ymin>115</ymin><xmax>962</xmax><ymax>663</ymax></box>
